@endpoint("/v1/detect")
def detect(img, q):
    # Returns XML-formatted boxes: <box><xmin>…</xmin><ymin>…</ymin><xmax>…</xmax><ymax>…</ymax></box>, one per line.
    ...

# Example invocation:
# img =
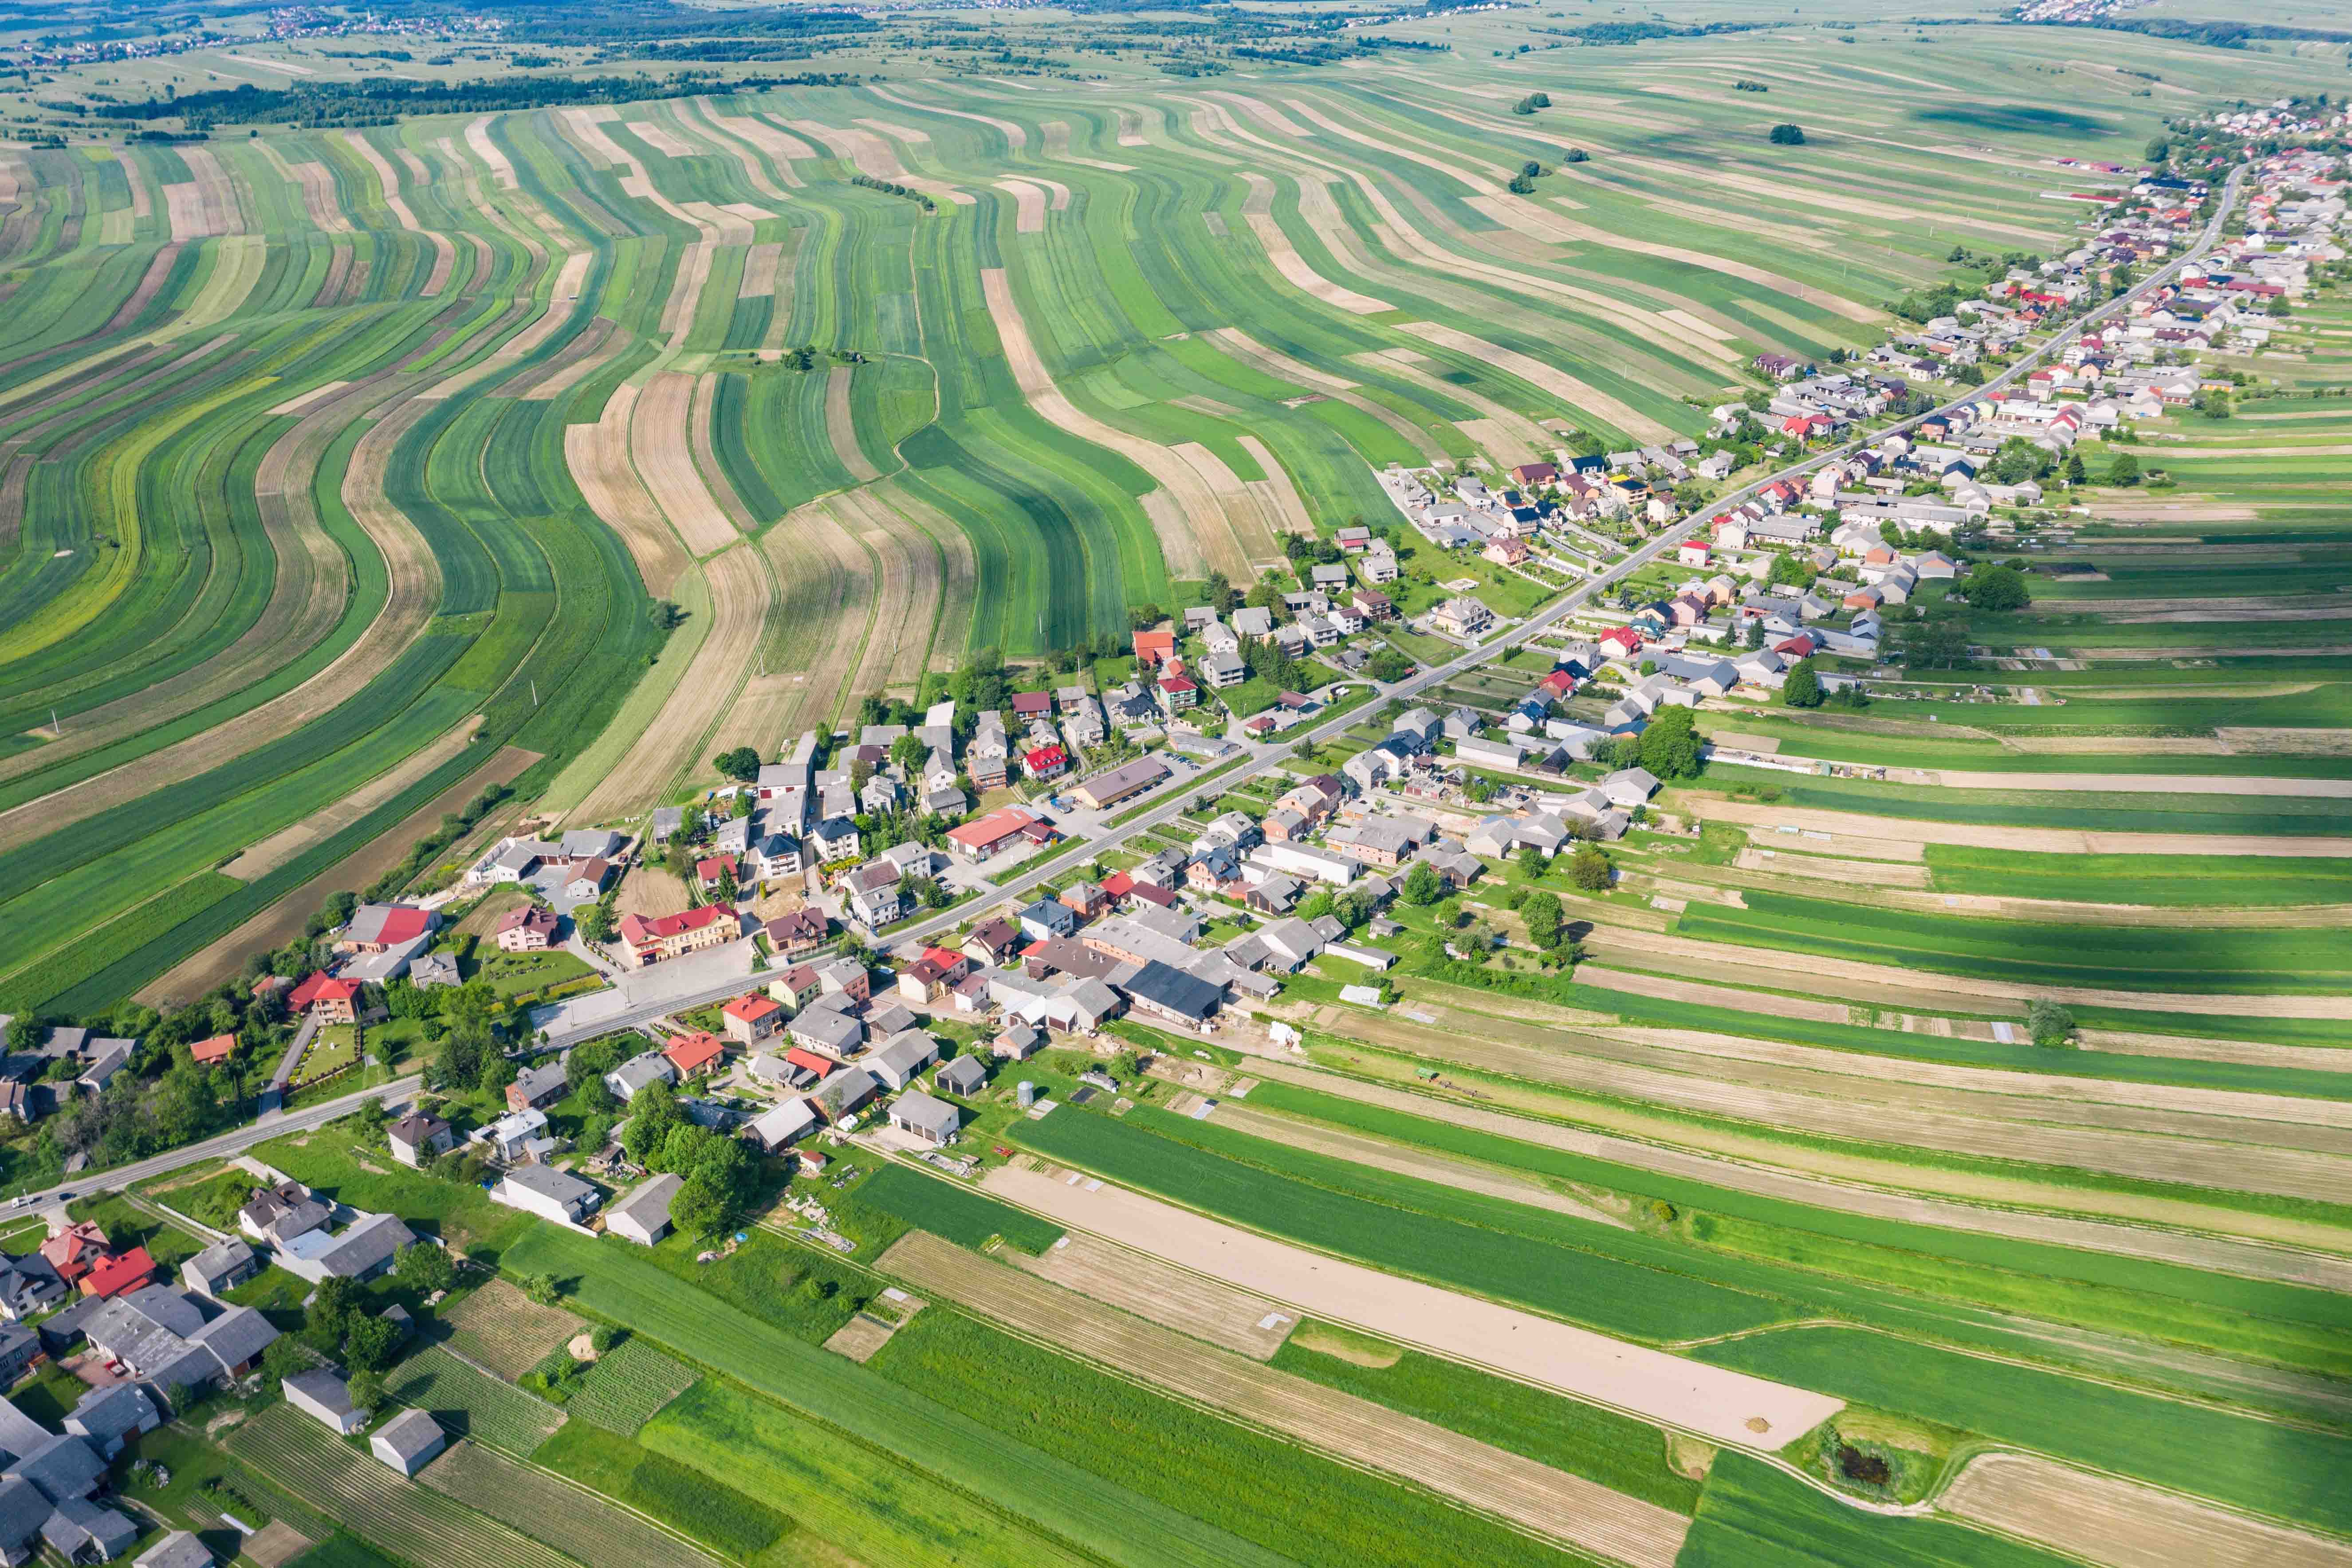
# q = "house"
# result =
<box><xmin>492</xmin><ymin>1164</ymin><xmax>601</xmax><ymax>1226</ymax></box>
<box><xmin>284</xmin><ymin>1369</ymin><xmax>367</xmax><ymax>1436</ymax></box>
<box><xmin>0</xmin><ymin>1256</ymin><xmax>62</xmax><ymax>1324</ymax></box>
<box><xmin>615</xmin><ymin>905</ymin><xmax>737</xmax><ymax>967</ymax></box>
<box><xmin>1599</xmin><ymin>767</ymin><xmax>1661</xmax><ymax>807</ymax></box>
<box><xmin>1133</xmin><ymin>628</ymin><xmax>1176</xmax><ymax>667</ymax></box>
<box><xmin>40</xmin><ymin>1496</ymin><xmax>138</xmax><ymax>1563</ymax></box>
<box><xmin>765</xmin><ymin>907</ymin><xmax>827</xmax><ymax>959</ymax></box>
<box><xmin>1072</xmin><ymin>757</ymin><xmax>1170</xmax><ymax>811</ymax></box>
<box><xmin>808</xmin><ymin>1066</ymin><xmax>880</xmax><ymax>1122</ymax></box>
<box><xmin>82</xmin><ymin>1285</ymin><xmax>279</xmax><ymax>1391</ymax></box>
<box><xmin>722</xmin><ymin>993</ymin><xmax>784</xmax><ymax>1045</ymax></box>
<box><xmin>935</xmin><ymin>1056</ymin><xmax>987</xmax><ymax>1096</ymax></box>
<box><xmin>888</xmin><ymin>1089</ymin><xmax>960</xmax><ymax>1147</ymax></box>
<box><xmin>962</xmin><ymin>917</ymin><xmax>1021</xmax><ymax>967</ymax></box>
<box><xmin>818</xmin><ymin>956</ymin><xmax>872</xmax><ymax>1002</ymax></box>
<box><xmin>866</xmin><ymin>1031</ymin><xmax>940</xmax><ymax>1092</ymax></box>
<box><xmin>285</xmin><ymin>972</ymin><xmax>360</xmax><ymax>1025</ymax></box>
<box><xmin>1019</xmin><ymin>899</ymin><xmax>1079</xmax><ymax>943</ymax></box>
<box><xmin>178</xmin><ymin>1239</ymin><xmax>258</xmax><ymax>1299</ymax></box>
<box><xmin>787</xmin><ymin>1006</ymin><xmax>863</xmax><ymax>1059</ymax></box>
<box><xmin>371</xmin><ymin>1409</ymin><xmax>446</xmax><ymax>1477</ymax></box>
<box><xmin>78</xmin><ymin>1249</ymin><xmax>156</xmax><ymax>1301</ymax></box>
<box><xmin>493</xmin><ymin>904</ymin><xmax>560</xmax><ymax>953</ymax></box>
<box><xmin>604</xmin><ymin>1052</ymin><xmax>679</xmax><ymax>1104</ymax></box>
<box><xmin>899</xmin><ymin>947</ymin><xmax>970</xmax><ymax>1002</ymax></box>
<box><xmin>605</xmin><ymin>1173</ymin><xmax>684</xmax><ymax>1246</ymax></box>
<box><xmin>188</xmin><ymin>1034</ymin><xmax>237</xmax><ymax>1068</ymax></box>
<box><xmin>236</xmin><ymin>1186</ymin><xmax>329</xmax><ymax>1248</ymax></box>
<box><xmin>1158</xmin><ymin>673</ymin><xmax>1199</xmax><ymax>711</ymax></box>
<box><xmin>0</xmin><ymin>1328</ymin><xmax>35</xmax><ymax>1388</ymax></box>
<box><xmin>138</xmin><ymin>1534</ymin><xmax>215</xmax><ymax>1568</ymax></box>
<box><xmin>386</xmin><ymin>1112</ymin><xmax>452</xmax><ymax>1167</ymax></box>
<box><xmin>663</xmin><ymin>1031</ymin><xmax>726</xmax><ymax>1079</ymax></box>
<box><xmin>993</xmin><ymin>1023</ymin><xmax>1044</xmax><ymax>1061</ymax></box>
<box><xmin>748</xmin><ymin>1098</ymin><xmax>818</xmax><ymax>1153</ymax></box>
<box><xmin>275</xmin><ymin>1212</ymin><xmax>413</xmax><ymax>1285</ymax></box>
<box><xmin>63</xmin><ymin>1385</ymin><xmax>157</xmax><ymax>1460</ymax></box>
<box><xmin>507</xmin><ymin>1061</ymin><xmax>570</xmax><ymax>1113</ymax></box>
<box><xmin>1430</xmin><ymin>597</ymin><xmax>1494</xmax><ymax>639</ymax></box>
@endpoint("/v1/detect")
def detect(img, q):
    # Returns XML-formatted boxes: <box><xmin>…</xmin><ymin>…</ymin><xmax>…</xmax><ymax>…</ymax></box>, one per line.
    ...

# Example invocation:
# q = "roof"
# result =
<box><xmin>870</xmin><ymin>1031</ymin><xmax>939</xmax><ymax>1075</ymax></box>
<box><xmin>751</xmin><ymin>1100</ymin><xmax>818</xmax><ymax>1144</ymax></box>
<box><xmin>606</xmin><ymin>1173</ymin><xmax>684</xmax><ymax>1233</ymax></box>
<box><xmin>617</xmin><ymin>904</ymin><xmax>733</xmax><ymax>944</ymax></box>
<box><xmin>284</xmin><ymin>1368</ymin><xmax>356</xmax><ymax>1417</ymax></box>
<box><xmin>282</xmin><ymin>1213</ymin><xmax>411</xmax><ymax>1279</ymax></box>
<box><xmin>136</xmin><ymin>1529</ymin><xmax>216</xmax><ymax>1568</ymax></box>
<box><xmin>372</xmin><ymin>1408</ymin><xmax>444</xmax><ymax>1462</ymax></box>
<box><xmin>387</xmin><ymin>1112</ymin><xmax>448</xmax><ymax>1148</ymax></box>
<box><xmin>189</xmin><ymin>1034</ymin><xmax>237</xmax><ymax>1065</ymax></box>
<box><xmin>663</xmin><ymin>1032</ymin><xmax>726</xmax><ymax>1074</ymax></box>
<box><xmin>890</xmin><ymin>1089</ymin><xmax>960</xmax><ymax>1139</ymax></box>
<box><xmin>936</xmin><ymin>1056</ymin><xmax>987</xmax><ymax>1093</ymax></box>
<box><xmin>501</xmin><ymin>1164</ymin><xmax>598</xmax><ymax>1205</ymax></box>
<box><xmin>781</xmin><ymin>1047</ymin><xmax>835</xmax><ymax>1077</ymax></box>
<box><xmin>1113</xmin><ymin>959</ymin><xmax>1221</xmax><ymax>1022</ymax></box>
<box><xmin>287</xmin><ymin>972</ymin><xmax>360</xmax><ymax>1009</ymax></box>
<box><xmin>7</xmin><ymin>1431</ymin><xmax>104</xmax><ymax>1501</ymax></box>
<box><xmin>348</xmin><ymin>904</ymin><xmax>433</xmax><ymax>946</ymax></box>
<box><xmin>183</xmin><ymin>1237</ymin><xmax>256</xmax><ymax>1286</ymax></box>
<box><xmin>81</xmin><ymin>1248</ymin><xmax>155</xmax><ymax>1299</ymax></box>
<box><xmin>947</xmin><ymin>807</ymin><xmax>1038</xmax><ymax>852</ymax></box>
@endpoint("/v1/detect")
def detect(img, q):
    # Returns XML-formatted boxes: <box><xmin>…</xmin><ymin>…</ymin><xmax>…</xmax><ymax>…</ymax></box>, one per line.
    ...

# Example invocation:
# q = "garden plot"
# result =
<box><xmin>229</xmin><ymin>1406</ymin><xmax>578</xmax><ymax>1568</ymax></box>
<box><xmin>387</xmin><ymin>1345</ymin><xmax>567</xmax><ymax>1454</ymax></box>
<box><xmin>443</xmin><ymin>1281</ymin><xmax>587</xmax><ymax>1379</ymax></box>
<box><xmin>980</xmin><ymin>1163</ymin><xmax>1843</xmax><ymax>1449</ymax></box>
<box><xmin>421</xmin><ymin>1438</ymin><xmax>728</xmax><ymax>1568</ymax></box>
<box><xmin>567</xmin><ymin>1338</ymin><xmax>699</xmax><ymax>1433</ymax></box>
<box><xmin>1940</xmin><ymin>1451</ymin><xmax>2352</xmax><ymax>1568</ymax></box>
<box><xmin>885</xmin><ymin>1231</ymin><xmax>1691</xmax><ymax>1568</ymax></box>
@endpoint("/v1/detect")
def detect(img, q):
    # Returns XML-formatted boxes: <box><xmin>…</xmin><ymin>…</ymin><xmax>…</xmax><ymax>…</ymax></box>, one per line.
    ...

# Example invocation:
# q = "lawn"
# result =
<box><xmin>254</xmin><ymin>1121</ymin><xmax>534</xmax><ymax>1259</ymax></box>
<box><xmin>475</xmin><ymin>948</ymin><xmax>598</xmax><ymax>999</ymax></box>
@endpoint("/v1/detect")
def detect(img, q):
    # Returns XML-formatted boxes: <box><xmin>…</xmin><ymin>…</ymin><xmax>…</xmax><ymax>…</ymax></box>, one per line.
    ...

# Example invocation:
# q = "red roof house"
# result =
<box><xmin>41</xmin><ymin>1222</ymin><xmax>110</xmax><ymax>1286</ymax></box>
<box><xmin>80</xmin><ymin>1246</ymin><xmax>157</xmax><ymax>1301</ymax></box>
<box><xmin>1023</xmin><ymin>744</ymin><xmax>1068</xmax><ymax>779</ymax></box>
<box><xmin>1133</xmin><ymin>628</ymin><xmax>1176</xmax><ymax>667</ymax></box>
<box><xmin>1011</xmin><ymin>691</ymin><xmax>1053</xmax><ymax>717</ymax></box>
<box><xmin>783</xmin><ymin>1047</ymin><xmax>835</xmax><ymax>1079</ymax></box>
<box><xmin>189</xmin><ymin>1034</ymin><xmax>239</xmax><ymax>1066</ymax></box>
<box><xmin>696</xmin><ymin>854</ymin><xmax>739</xmax><ymax>889</ymax></box>
<box><xmin>287</xmin><ymin>973</ymin><xmax>361</xmax><ymax>1022</ymax></box>
<box><xmin>663</xmin><ymin>1031</ymin><xmax>727</xmax><ymax>1077</ymax></box>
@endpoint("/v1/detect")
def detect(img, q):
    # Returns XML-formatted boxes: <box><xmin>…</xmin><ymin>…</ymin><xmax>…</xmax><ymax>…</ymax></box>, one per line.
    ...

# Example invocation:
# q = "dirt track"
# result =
<box><xmin>1940</xmin><ymin>1452</ymin><xmax>2352</xmax><ymax>1568</ymax></box>
<box><xmin>886</xmin><ymin>1230</ymin><xmax>1691</xmax><ymax>1568</ymax></box>
<box><xmin>982</xmin><ymin>1163</ymin><xmax>1845</xmax><ymax>1449</ymax></box>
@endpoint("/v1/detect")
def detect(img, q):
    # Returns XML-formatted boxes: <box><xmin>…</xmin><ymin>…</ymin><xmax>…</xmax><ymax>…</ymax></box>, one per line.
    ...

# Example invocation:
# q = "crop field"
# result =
<box><xmin>419</xmin><ymin>1439</ymin><xmax>726</xmax><ymax>1568</ymax></box>
<box><xmin>227</xmin><ymin>1406</ymin><xmax>582</xmax><ymax>1568</ymax></box>
<box><xmin>385</xmin><ymin>1344</ymin><xmax>569</xmax><ymax>1454</ymax></box>
<box><xmin>841</xmin><ymin>1162</ymin><xmax>1065</xmax><ymax>1254</ymax></box>
<box><xmin>565</xmin><ymin>1339</ymin><xmax>700</xmax><ymax>1434</ymax></box>
<box><xmin>11</xmin><ymin>7</ymin><xmax>2331</xmax><ymax>1017</ymax></box>
<box><xmin>442</xmin><ymin>1280</ymin><xmax>589</xmax><ymax>1379</ymax></box>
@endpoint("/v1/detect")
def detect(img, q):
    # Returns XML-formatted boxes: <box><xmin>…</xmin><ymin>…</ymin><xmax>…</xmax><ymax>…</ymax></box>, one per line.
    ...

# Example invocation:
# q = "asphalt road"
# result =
<box><xmin>15</xmin><ymin>1074</ymin><xmax>425</xmax><ymax>1209</ymax></box>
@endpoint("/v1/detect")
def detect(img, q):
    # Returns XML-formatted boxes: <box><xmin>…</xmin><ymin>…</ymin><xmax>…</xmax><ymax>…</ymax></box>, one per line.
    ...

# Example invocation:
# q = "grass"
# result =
<box><xmin>838</xmin><ymin>1163</ymin><xmax>1064</xmax><ymax>1255</ymax></box>
<box><xmin>1698</xmin><ymin>1326</ymin><xmax>2352</xmax><ymax>1538</ymax></box>
<box><xmin>1923</xmin><ymin>846</ymin><xmax>2352</xmax><ymax>908</ymax></box>
<box><xmin>869</xmin><ymin>1305</ymin><xmax>1604</xmax><ymax>1568</ymax></box>
<box><xmin>254</xmin><ymin>1121</ymin><xmax>534</xmax><ymax>1260</ymax></box>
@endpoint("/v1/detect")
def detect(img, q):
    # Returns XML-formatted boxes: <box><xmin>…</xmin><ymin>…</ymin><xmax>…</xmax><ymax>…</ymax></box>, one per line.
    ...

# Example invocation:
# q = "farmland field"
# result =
<box><xmin>12</xmin><ymin>4</ymin><xmax>2352</xmax><ymax>1566</ymax></box>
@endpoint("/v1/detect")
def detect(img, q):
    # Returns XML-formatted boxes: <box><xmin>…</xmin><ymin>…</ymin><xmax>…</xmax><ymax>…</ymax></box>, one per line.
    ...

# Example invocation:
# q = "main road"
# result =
<box><xmin>41</xmin><ymin>166</ymin><xmax>2246</xmax><ymax>1194</ymax></box>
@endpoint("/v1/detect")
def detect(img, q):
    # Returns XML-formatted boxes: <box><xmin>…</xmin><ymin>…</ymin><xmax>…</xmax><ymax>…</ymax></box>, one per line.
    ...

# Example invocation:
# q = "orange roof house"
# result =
<box><xmin>663</xmin><ymin>1031</ymin><xmax>727</xmax><ymax>1077</ymax></box>
<box><xmin>190</xmin><ymin>1034</ymin><xmax>239</xmax><ymax>1066</ymax></box>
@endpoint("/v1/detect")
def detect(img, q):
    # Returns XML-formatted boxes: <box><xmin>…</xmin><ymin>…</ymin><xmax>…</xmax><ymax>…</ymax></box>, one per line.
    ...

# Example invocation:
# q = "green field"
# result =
<box><xmin>1923</xmin><ymin>847</ymin><xmax>2352</xmax><ymax>908</ymax></box>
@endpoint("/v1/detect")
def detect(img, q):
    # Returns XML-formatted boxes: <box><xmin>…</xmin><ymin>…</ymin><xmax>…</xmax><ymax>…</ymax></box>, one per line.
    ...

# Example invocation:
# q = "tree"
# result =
<box><xmin>2062</xmin><ymin>451</ymin><xmax>2087</xmax><ymax>486</ymax></box>
<box><xmin>349</xmin><ymin>1096</ymin><xmax>388</xmax><ymax>1145</ymax></box>
<box><xmin>1520</xmin><ymin>892</ymin><xmax>1563</xmax><ymax>947</ymax></box>
<box><xmin>342</xmin><ymin>1312</ymin><xmax>403</xmax><ymax>1375</ymax></box>
<box><xmin>1767</xmin><ymin>551</ymin><xmax>1812</xmax><ymax>589</ymax></box>
<box><xmin>712</xmin><ymin>747</ymin><xmax>761</xmax><ymax>783</ymax></box>
<box><xmin>1516</xmin><ymin>846</ymin><xmax>1546</xmax><ymax>880</ymax></box>
<box><xmin>575</xmin><ymin>901</ymin><xmax>617</xmax><ymax>944</ymax></box>
<box><xmin>1961</xmin><ymin>564</ymin><xmax>2030</xmax><ymax>613</ymax></box>
<box><xmin>1568</xmin><ymin>845</ymin><xmax>1613</xmax><ymax>892</ymax></box>
<box><xmin>347</xmin><ymin>1368</ymin><xmax>385</xmax><ymax>1413</ymax></box>
<box><xmin>395</xmin><ymin>1241</ymin><xmax>454</xmax><ymax>1295</ymax></box>
<box><xmin>520</xmin><ymin>1273</ymin><xmax>562</xmax><ymax>1307</ymax></box>
<box><xmin>1768</xmin><ymin>123</ymin><xmax>1806</xmax><ymax>145</ymax></box>
<box><xmin>889</xmin><ymin>733</ymin><xmax>930</xmax><ymax>776</ymax></box>
<box><xmin>1400</xmin><ymin>861</ymin><xmax>1443</xmax><ymax>906</ymax></box>
<box><xmin>2027</xmin><ymin>998</ymin><xmax>2077</xmax><ymax>1049</ymax></box>
<box><xmin>670</xmin><ymin>1168</ymin><xmax>731</xmax><ymax>1240</ymax></box>
<box><xmin>2105</xmin><ymin>449</ymin><xmax>2140</xmax><ymax>487</ymax></box>
<box><xmin>622</xmin><ymin>1078</ymin><xmax>684</xmax><ymax>1165</ymax></box>
<box><xmin>2144</xmin><ymin>136</ymin><xmax>2169</xmax><ymax>162</ymax></box>
<box><xmin>1636</xmin><ymin>706</ymin><xmax>1704</xmax><ymax>782</ymax></box>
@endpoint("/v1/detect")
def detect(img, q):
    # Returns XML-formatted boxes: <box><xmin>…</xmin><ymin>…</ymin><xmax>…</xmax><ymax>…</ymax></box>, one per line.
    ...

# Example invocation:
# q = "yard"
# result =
<box><xmin>473</xmin><ymin>948</ymin><xmax>598</xmax><ymax>999</ymax></box>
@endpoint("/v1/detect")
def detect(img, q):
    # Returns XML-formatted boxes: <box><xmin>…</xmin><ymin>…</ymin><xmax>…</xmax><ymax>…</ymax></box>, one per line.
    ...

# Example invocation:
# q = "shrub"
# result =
<box><xmin>1769</xmin><ymin>123</ymin><xmax>1806</xmax><ymax>145</ymax></box>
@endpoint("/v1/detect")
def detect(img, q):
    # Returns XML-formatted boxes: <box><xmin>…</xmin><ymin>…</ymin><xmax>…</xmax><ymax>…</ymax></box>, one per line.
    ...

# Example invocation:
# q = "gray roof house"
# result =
<box><xmin>888</xmin><ymin>1090</ymin><xmax>960</xmax><ymax>1146</ymax></box>
<box><xmin>492</xmin><ymin>1165</ymin><xmax>601</xmax><ymax>1227</ymax></box>
<box><xmin>370</xmin><ymin>1409</ymin><xmax>446</xmax><ymax>1477</ymax></box>
<box><xmin>277</xmin><ymin>1211</ymin><xmax>413</xmax><ymax>1284</ymax></box>
<box><xmin>63</xmin><ymin>1384</ymin><xmax>157</xmax><ymax>1458</ymax></box>
<box><xmin>6</xmin><ymin>1434</ymin><xmax>104</xmax><ymax>1504</ymax></box>
<box><xmin>1598</xmin><ymin>767</ymin><xmax>1661</xmax><ymax>807</ymax></box>
<box><xmin>808</xmin><ymin>1065</ymin><xmax>879</xmax><ymax>1122</ymax></box>
<box><xmin>605</xmin><ymin>1174</ymin><xmax>683</xmax><ymax>1247</ymax></box>
<box><xmin>181</xmin><ymin>1238</ymin><xmax>258</xmax><ymax>1298</ymax></box>
<box><xmin>866</xmin><ymin>1031</ymin><xmax>940</xmax><ymax>1092</ymax></box>
<box><xmin>83</xmin><ymin>1286</ymin><xmax>278</xmax><ymax>1392</ymax></box>
<box><xmin>935</xmin><ymin>1056</ymin><xmax>987</xmax><ymax>1096</ymax></box>
<box><xmin>40</xmin><ymin>1496</ymin><xmax>138</xmax><ymax>1563</ymax></box>
<box><xmin>0</xmin><ymin>1255</ymin><xmax>62</xmax><ymax>1323</ymax></box>
<box><xmin>136</xmin><ymin>1531</ymin><xmax>216</xmax><ymax>1568</ymax></box>
<box><xmin>605</xmin><ymin>1052</ymin><xmax>679</xmax><ymax>1104</ymax></box>
<box><xmin>0</xmin><ymin>1477</ymin><xmax>47</xmax><ymax>1566</ymax></box>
